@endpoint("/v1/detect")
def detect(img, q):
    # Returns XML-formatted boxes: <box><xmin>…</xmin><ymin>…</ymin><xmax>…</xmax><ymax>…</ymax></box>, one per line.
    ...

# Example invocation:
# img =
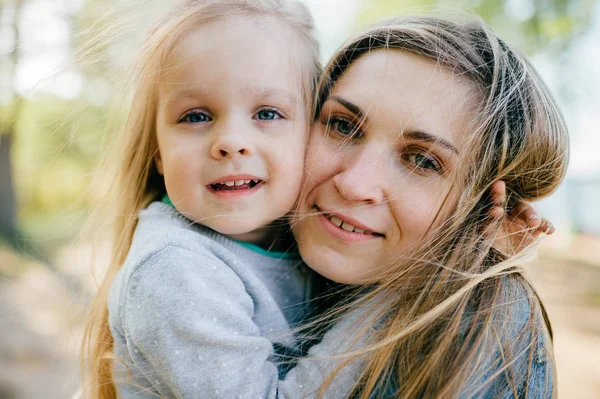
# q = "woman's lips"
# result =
<box><xmin>315</xmin><ymin>206</ymin><xmax>384</xmax><ymax>242</ymax></box>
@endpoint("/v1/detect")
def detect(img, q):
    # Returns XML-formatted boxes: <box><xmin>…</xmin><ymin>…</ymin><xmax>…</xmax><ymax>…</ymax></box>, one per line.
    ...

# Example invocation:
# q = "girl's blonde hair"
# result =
<box><xmin>80</xmin><ymin>1</ymin><xmax>320</xmax><ymax>398</ymax></box>
<box><xmin>313</xmin><ymin>16</ymin><xmax>568</xmax><ymax>398</ymax></box>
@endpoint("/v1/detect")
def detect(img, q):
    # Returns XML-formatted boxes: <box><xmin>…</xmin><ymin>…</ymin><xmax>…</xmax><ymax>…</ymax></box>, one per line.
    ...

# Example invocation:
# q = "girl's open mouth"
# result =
<box><xmin>209</xmin><ymin>179</ymin><xmax>263</xmax><ymax>191</ymax></box>
<box><xmin>206</xmin><ymin>175</ymin><xmax>266</xmax><ymax>198</ymax></box>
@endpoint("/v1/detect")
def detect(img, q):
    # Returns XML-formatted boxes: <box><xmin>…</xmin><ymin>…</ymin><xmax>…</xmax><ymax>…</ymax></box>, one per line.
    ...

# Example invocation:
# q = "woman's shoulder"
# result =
<box><xmin>470</xmin><ymin>274</ymin><xmax>554</xmax><ymax>398</ymax></box>
<box><xmin>492</xmin><ymin>274</ymin><xmax>548</xmax><ymax>340</ymax></box>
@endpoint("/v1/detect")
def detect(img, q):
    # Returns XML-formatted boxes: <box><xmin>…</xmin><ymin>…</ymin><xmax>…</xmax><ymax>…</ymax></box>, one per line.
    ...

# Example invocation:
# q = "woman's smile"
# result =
<box><xmin>315</xmin><ymin>205</ymin><xmax>385</xmax><ymax>242</ymax></box>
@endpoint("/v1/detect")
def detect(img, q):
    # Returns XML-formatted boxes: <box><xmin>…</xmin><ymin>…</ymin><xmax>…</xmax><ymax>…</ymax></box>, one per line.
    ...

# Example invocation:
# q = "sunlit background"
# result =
<box><xmin>0</xmin><ymin>0</ymin><xmax>599</xmax><ymax>398</ymax></box>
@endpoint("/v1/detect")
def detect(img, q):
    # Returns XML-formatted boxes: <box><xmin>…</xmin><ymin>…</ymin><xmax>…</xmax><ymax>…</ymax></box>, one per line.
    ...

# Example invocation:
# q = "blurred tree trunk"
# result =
<box><xmin>0</xmin><ymin>134</ymin><xmax>17</xmax><ymax>245</ymax></box>
<box><xmin>0</xmin><ymin>0</ymin><xmax>23</xmax><ymax>247</ymax></box>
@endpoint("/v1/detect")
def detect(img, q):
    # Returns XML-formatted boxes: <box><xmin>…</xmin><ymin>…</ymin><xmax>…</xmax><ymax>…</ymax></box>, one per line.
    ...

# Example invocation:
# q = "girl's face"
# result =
<box><xmin>292</xmin><ymin>50</ymin><xmax>478</xmax><ymax>283</ymax></box>
<box><xmin>154</xmin><ymin>16</ymin><xmax>309</xmax><ymax>245</ymax></box>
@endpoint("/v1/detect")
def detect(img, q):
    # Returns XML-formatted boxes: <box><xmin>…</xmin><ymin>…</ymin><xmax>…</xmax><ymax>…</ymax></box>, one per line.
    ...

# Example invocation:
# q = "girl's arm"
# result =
<box><xmin>114</xmin><ymin>245</ymin><xmax>362</xmax><ymax>399</ymax></box>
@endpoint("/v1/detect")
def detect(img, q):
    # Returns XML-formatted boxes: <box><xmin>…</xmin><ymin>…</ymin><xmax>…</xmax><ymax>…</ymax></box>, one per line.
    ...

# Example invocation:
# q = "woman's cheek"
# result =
<box><xmin>388</xmin><ymin>181</ymin><xmax>445</xmax><ymax>242</ymax></box>
<box><xmin>305</xmin><ymin>131</ymin><xmax>340</xmax><ymax>183</ymax></box>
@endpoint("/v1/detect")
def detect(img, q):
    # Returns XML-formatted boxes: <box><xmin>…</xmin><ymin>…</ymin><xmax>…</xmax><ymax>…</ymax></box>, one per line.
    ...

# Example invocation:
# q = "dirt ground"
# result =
<box><xmin>0</xmin><ymin>235</ymin><xmax>599</xmax><ymax>399</ymax></box>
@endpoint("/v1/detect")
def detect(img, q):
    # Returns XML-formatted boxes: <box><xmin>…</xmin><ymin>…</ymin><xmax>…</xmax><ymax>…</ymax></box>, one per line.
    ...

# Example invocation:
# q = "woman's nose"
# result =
<box><xmin>210</xmin><ymin>126</ymin><xmax>255</xmax><ymax>159</ymax></box>
<box><xmin>333</xmin><ymin>149</ymin><xmax>385</xmax><ymax>204</ymax></box>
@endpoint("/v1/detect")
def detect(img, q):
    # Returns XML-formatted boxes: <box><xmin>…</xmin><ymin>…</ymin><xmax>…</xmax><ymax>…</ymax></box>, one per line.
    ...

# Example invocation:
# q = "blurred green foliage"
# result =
<box><xmin>355</xmin><ymin>0</ymin><xmax>598</xmax><ymax>54</ymax></box>
<box><xmin>2</xmin><ymin>95</ymin><xmax>111</xmax><ymax>245</ymax></box>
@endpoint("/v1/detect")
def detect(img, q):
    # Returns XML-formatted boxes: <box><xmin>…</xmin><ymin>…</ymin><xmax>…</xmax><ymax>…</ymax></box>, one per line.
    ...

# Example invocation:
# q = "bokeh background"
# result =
<box><xmin>1</xmin><ymin>0</ymin><xmax>599</xmax><ymax>398</ymax></box>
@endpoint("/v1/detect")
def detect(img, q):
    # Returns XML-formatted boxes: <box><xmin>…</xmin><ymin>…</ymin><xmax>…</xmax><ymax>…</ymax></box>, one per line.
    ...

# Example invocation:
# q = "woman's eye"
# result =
<box><xmin>178</xmin><ymin>111</ymin><xmax>211</xmax><ymax>124</ymax></box>
<box><xmin>326</xmin><ymin>117</ymin><xmax>360</xmax><ymax>138</ymax></box>
<box><xmin>255</xmin><ymin>109</ymin><xmax>282</xmax><ymax>121</ymax></box>
<box><xmin>403</xmin><ymin>152</ymin><xmax>441</xmax><ymax>173</ymax></box>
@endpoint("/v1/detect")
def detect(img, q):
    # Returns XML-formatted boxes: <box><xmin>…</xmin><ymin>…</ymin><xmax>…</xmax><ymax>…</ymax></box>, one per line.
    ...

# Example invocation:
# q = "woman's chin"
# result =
<box><xmin>299</xmin><ymin>242</ymin><xmax>375</xmax><ymax>284</ymax></box>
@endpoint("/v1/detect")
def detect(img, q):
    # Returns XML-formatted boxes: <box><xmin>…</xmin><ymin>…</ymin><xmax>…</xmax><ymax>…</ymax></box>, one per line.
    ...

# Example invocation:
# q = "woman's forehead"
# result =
<box><xmin>329</xmin><ymin>49</ymin><xmax>480</xmax><ymax>145</ymax></box>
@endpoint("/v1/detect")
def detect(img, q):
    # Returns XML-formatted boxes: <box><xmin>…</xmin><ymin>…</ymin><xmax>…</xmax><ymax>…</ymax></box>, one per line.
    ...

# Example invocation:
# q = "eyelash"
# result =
<box><xmin>400</xmin><ymin>148</ymin><xmax>443</xmax><ymax>174</ymax></box>
<box><xmin>177</xmin><ymin>107</ymin><xmax>285</xmax><ymax>124</ymax></box>
<box><xmin>178</xmin><ymin>109</ymin><xmax>212</xmax><ymax>124</ymax></box>
<box><xmin>253</xmin><ymin>107</ymin><xmax>285</xmax><ymax>121</ymax></box>
<box><xmin>323</xmin><ymin>116</ymin><xmax>363</xmax><ymax>139</ymax></box>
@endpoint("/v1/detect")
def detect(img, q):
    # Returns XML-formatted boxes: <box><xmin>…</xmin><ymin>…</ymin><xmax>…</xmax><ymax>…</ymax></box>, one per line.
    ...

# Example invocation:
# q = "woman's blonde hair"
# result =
<box><xmin>313</xmin><ymin>16</ymin><xmax>568</xmax><ymax>398</ymax></box>
<box><xmin>80</xmin><ymin>1</ymin><xmax>320</xmax><ymax>398</ymax></box>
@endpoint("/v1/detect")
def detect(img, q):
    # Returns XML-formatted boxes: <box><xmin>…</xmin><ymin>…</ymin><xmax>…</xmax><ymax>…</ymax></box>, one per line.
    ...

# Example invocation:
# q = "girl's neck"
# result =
<box><xmin>225</xmin><ymin>217</ymin><xmax>295</xmax><ymax>252</ymax></box>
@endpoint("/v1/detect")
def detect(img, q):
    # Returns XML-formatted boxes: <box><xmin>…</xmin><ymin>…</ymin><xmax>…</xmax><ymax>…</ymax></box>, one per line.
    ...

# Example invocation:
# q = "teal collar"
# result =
<box><xmin>231</xmin><ymin>240</ymin><xmax>300</xmax><ymax>260</ymax></box>
<box><xmin>160</xmin><ymin>193</ymin><xmax>300</xmax><ymax>260</ymax></box>
<box><xmin>161</xmin><ymin>193</ymin><xmax>174</xmax><ymax>207</ymax></box>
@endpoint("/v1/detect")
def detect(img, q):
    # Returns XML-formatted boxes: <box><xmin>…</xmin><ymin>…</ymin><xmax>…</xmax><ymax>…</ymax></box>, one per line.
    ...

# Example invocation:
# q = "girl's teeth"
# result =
<box><xmin>215</xmin><ymin>179</ymin><xmax>261</xmax><ymax>188</ymax></box>
<box><xmin>354</xmin><ymin>228</ymin><xmax>364</xmax><ymax>234</ymax></box>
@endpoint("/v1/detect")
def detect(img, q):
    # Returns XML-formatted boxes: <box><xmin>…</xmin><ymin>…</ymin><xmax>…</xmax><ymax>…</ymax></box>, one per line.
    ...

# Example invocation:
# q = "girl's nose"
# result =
<box><xmin>210</xmin><ymin>129</ymin><xmax>255</xmax><ymax>160</ymax></box>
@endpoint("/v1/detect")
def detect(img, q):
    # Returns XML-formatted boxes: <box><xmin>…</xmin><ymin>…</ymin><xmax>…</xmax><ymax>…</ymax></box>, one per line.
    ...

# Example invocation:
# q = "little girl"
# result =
<box><xmin>81</xmin><ymin>1</ymin><xmax>339</xmax><ymax>398</ymax></box>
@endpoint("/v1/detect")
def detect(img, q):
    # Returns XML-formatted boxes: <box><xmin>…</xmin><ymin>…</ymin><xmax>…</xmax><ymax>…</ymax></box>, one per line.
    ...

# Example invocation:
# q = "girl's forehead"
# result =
<box><xmin>160</xmin><ymin>15</ymin><xmax>311</xmax><ymax>100</ymax></box>
<box><xmin>167</xmin><ymin>15</ymin><xmax>297</xmax><ymax>66</ymax></box>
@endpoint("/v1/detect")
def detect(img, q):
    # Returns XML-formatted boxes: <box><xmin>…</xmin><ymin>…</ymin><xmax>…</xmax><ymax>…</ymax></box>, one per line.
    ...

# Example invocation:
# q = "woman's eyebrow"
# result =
<box><xmin>330</xmin><ymin>96</ymin><xmax>367</xmax><ymax>122</ymax></box>
<box><xmin>403</xmin><ymin>131</ymin><xmax>459</xmax><ymax>155</ymax></box>
<box><xmin>329</xmin><ymin>96</ymin><xmax>458</xmax><ymax>155</ymax></box>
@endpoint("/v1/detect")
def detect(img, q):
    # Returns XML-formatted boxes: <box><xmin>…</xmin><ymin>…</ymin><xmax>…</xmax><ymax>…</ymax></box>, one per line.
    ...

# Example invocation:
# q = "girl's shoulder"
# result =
<box><xmin>130</xmin><ymin>201</ymin><xmax>232</xmax><ymax>263</ymax></box>
<box><xmin>132</xmin><ymin>201</ymin><xmax>277</xmax><ymax>262</ymax></box>
<box><xmin>134</xmin><ymin>201</ymin><xmax>209</xmax><ymax>250</ymax></box>
<box><xmin>107</xmin><ymin>202</ymin><xmax>255</xmax><ymax>336</ymax></box>
<box><xmin>111</xmin><ymin>202</ymin><xmax>233</xmax><ymax>301</ymax></box>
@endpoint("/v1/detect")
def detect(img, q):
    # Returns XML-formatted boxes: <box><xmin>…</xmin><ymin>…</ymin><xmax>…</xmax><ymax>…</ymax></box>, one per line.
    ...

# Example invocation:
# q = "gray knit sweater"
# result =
<box><xmin>108</xmin><ymin>202</ymin><xmax>363</xmax><ymax>399</ymax></box>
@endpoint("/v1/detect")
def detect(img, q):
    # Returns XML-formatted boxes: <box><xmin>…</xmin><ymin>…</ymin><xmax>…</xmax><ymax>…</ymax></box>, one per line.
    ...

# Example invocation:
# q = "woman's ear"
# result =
<box><xmin>154</xmin><ymin>150</ymin><xmax>164</xmax><ymax>175</ymax></box>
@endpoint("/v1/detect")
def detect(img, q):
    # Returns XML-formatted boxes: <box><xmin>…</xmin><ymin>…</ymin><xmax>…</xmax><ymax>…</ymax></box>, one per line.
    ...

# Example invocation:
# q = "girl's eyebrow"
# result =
<box><xmin>330</xmin><ymin>95</ymin><xmax>459</xmax><ymax>155</ymax></box>
<box><xmin>165</xmin><ymin>86</ymin><xmax>299</xmax><ymax>107</ymax></box>
<box><xmin>244</xmin><ymin>86</ymin><xmax>299</xmax><ymax>104</ymax></box>
<box><xmin>165</xmin><ymin>89</ymin><xmax>209</xmax><ymax>106</ymax></box>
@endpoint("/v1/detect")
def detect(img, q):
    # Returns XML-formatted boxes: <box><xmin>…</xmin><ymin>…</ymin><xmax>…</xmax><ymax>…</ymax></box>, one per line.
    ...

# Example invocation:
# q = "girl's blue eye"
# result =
<box><xmin>256</xmin><ymin>109</ymin><xmax>281</xmax><ymax>121</ymax></box>
<box><xmin>404</xmin><ymin>152</ymin><xmax>441</xmax><ymax>173</ymax></box>
<box><xmin>179</xmin><ymin>111</ymin><xmax>211</xmax><ymax>124</ymax></box>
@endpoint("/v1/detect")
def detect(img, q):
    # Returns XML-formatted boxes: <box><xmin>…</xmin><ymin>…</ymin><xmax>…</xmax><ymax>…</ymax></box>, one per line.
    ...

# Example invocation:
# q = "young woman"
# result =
<box><xmin>291</xmin><ymin>15</ymin><xmax>567</xmax><ymax>398</ymax></box>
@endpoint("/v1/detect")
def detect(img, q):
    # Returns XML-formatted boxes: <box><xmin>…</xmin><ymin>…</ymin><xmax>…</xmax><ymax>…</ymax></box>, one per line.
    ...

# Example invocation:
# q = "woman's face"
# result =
<box><xmin>292</xmin><ymin>49</ymin><xmax>478</xmax><ymax>283</ymax></box>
